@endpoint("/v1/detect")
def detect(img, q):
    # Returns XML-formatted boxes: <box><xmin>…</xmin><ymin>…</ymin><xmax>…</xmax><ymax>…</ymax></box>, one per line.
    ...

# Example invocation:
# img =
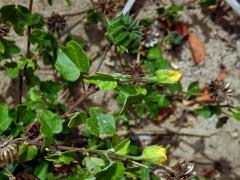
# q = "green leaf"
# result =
<box><xmin>168</xmin><ymin>82</ymin><xmax>182</xmax><ymax>93</ymax></box>
<box><xmin>185</xmin><ymin>81</ymin><xmax>200</xmax><ymax>99</ymax></box>
<box><xmin>231</xmin><ymin>111</ymin><xmax>240</xmax><ymax>121</ymax></box>
<box><xmin>117</xmin><ymin>85</ymin><xmax>147</xmax><ymax>113</ymax></box>
<box><xmin>0</xmin><ymin>5</ymin><xmax>30</xmax><ymax>35</ymax></box>
<box><xmin>0</xmin><ymin>41</ymin><xmax>5</xmax><ymax>54</ymax></box>
<box><xmin>85</xmin><ymin>157</ymin><xmax>105</xmax><ymax>174</ymax></box>
<box><xmin>5</xmin><ymin>62</ymin><xmax>19</xmax><ymax>79</ymax></box>
<box><xmin>114</xmin><ymin>138</ymin><xmax>130</xmax><ymax>155</ymax></box>
<box><xmin>0</xmin><ymin>103</ymin><xmax>12</xmax><ymax>132</ymax></box>
<box><xmin>195</xmin><ymin>105</ymin><xmax>220</xmax><ymax>119</ymax></box>
<box><xmin>107</xmin><ymin>15</ymin><xmax>142</xmax><ymax>52</ymax></box>
<box><xmin>68</xmin><ymin>111</ymin><xmax>87</xmax><ymax>128</ymax></box>
<box><xmin>34</xmin><ymin>162</ymin><xmax>49</xmax><ymax>180</ymax></box>
<box><xmin>96</xmin><ymin>162</ymin><xmax>125</xmax><ymax>180</ymax></box>
<box><xmin>199</xmin><ymin>0</ymin><xmax>216</xmax><ymax>7</ymax></box>
<box><xmin>147</xmin><ymin>45</ymin><xmax>163</xmax><ymax>60</ymax></box>
<box><xmin>28</xmin><ymin>88</ymin><xmax>41</xmax><ymax>102</ymax></box>
<box><xmin>39</xmin><ymin>110</ymin><xmax>63</xmax><ymax>138</ymax></box>
<box><xmin>86</xmin><ymin>107</ymin><xmax>116</xmax><ymax>136</ymax></box>
<box><xmin>65</xmin><ymin>0</ymin><xmax>72</xmax><ymax>6</ymax></box>
<box><xmin>55</xmin><ymin>40</ymin><xmax>89</xmax><ymax>81</ymax></box>
<box><xmin>195</xmin><ymin>106</ymin><xmax>212</xmax><ymax>118</ymax></box>
<box><xmin>84</xmin><ymin>73</ymin><xmax>117</xmax><ymax>90</ymax></box>
<box><xmin>0</xmin><ymin>39</ymin><xmax>20</xmax><ymax>61</ymax></box>
<box><xmin>40</xmin><ymin>80</ymin><xmax>61</xmax><ymax>98</ymax></box>
<box><xmin>167</xmin><ymin>30</ymin><xmax>182</xmax><ymax>46</ymax></box>
<box><xmin>17</xmin><ymin>105</ymin><xmax>36</xmax><ymax>125</ymax></box>
<box><xmin>45</xmin><ymin>151</ymin><xmax>76</xmax><ymax>165</ymax></box>
<box><xmin>19</xmin><ymin>143</ymin><xmax>38</xmax><ymax>161</ymax></box>
<box><xmin>216</xmin><ymin>116</ymin><xmax>228</xmax><ymax>128</ymax></box>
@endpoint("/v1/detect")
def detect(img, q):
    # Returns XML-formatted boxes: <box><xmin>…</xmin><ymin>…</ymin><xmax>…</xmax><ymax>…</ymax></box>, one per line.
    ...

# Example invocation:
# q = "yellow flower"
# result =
<box><xmin>168</xmin><ymin>70</ymin><xmax>182</xmax><ymax>82</ymax></box>
<box><xmin>141</xmin><ymin>145</ymin><xmax>167</xmax><ymax>165</ymax></box>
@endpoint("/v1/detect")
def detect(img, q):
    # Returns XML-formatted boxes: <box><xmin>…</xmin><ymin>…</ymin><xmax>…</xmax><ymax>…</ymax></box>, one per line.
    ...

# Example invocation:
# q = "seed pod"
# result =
<box><xmin>0</xmin><ymin>22</ymin><xmax>11</xmax><ymax>39</ymax></box>
<box><xmin>123</xmin><ymin>63</ymin><xmax>146</xmax><ymax>80</ymax></box>
<box><xmin>208</xmin><ymin>79</ymin><xmax>233</xmax><ymax>102</ymax></box>
<box><xmin>141</xmin><ymin>22</ymin><xmax>161</xmax><ymax>48</ymax></box>
<box><xmin>0</xmin><ymin>138</ymin><xmax>19</xmax><ymax>167</ymax></box>
<box><xmin>47</xmin><ymin>12</ymin><xmax>66</xmax><ymax>33</ymax></box>
<box><xmin>24</xmin><ymin>121</ymin><xmax>41</xmax><ymax>140</ymax></box>
<box><xmin>94</xmin><ymin>0</ymin><xmax>121</xmax><ymax>17</ymax></box>
<box><xmin>154</xmin><ymin>161</ymin><xmax>196</xmax><ymax>179</ymax></box>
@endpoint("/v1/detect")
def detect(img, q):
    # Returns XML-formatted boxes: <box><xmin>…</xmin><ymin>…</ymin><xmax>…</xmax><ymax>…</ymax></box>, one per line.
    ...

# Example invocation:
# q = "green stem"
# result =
<box><xmin>57</xmin><ymin>145</ymin><xmax>175</xmax><ymax>175</ymax></box>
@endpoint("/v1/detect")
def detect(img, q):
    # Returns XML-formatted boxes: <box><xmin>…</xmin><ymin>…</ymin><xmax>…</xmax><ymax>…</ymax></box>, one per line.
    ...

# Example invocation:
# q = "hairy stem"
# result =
<box><xmin>94</xmin><ymin>43</ymin><xmax>112</xmax><ymax>73</ymax></box>
<box><xmin>58</xmin><ymin>145</ymin><xmax>173</xmax><ymax>175</ymax></box>
<box><xmin>19</xmin><ymin>0</ymin><xmax>33</xmax><ymax>104</ymax></box>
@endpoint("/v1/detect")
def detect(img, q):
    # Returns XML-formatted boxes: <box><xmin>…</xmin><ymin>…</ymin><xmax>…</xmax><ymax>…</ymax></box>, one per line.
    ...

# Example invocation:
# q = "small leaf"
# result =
<box><xmin>231</xmin><ymin>110</ymin><xmax>240</xmax><ymax>121</ymax></box>
<box><xmin>85</xmin><ymin>157</ymin><xmax>105</xmax><ymax>174</ymax></box>
<box><xmin>185</xmin><ymin>81</ymin><xmax>200</xmax><ymax>99</ymax></box>
<box><xmin>84</xmin><ymin>73</ymin><xmax>117</xmax><ymax>90</ymax></box>
<box><xmin>96</xmin><ymin>162</ymin><xmax>125</xmax><ymax>180</ymax></box>
<box><xmin>168</xmin><ymin>82</ymin><xmax>182</xmax><ymax>93</ymax></box>
<box><xmin>5</xmin><ymin>62</ymin><xmax>19</xmax><ymax>79</ymax></box>
<box><xmin>39</xmin><ymin>110</ymin><xmax>63</xmax><ymax>138</ymax></box>
<box><xmin>45</xmin><ymin>151</ymin><xmax>76</xmax><ymax>165</ymax></box>
<box><xmin>199</xmin><ymin>0</ymin><xmax>216</xmax><ymax>7</ymax></box>
<box><xmin>34</xmin><ymin>162</ymin><xmax>49</xmax><ymax>180</ymax></box>
<box><xmin>195</xmin><ymin>106</ymin><xmax>212</xmax><ymax>118</ymax></box>
<box><xmin>195</xmin><ymin>105</ymin><xmax>220</xmax><ymax>118</ymax></box>
<box><xmin>147</xmin><ymin>45</ymin><xmax>163</xmax><ymax>60</ymax></box>
<box><xmin>86</xmin><ymin>107</ymin><xmax>116</xmax><ymax>136</ymax></box>
<box><xmin>68</xmin><ymin>111</ymin><xmax>87</xmax><ymax>128</ymax></box>
<box><xmin>65</xmin><ymin>0</ymin><xmax>72</xmax><ymax>6</ymax></box>
<box><xmin>17</xmin><ymin>105</ymin><xmax>36</xmax><ymax>125</ymax></box>
<box><xmin>117</xmin><ymin>85</ymin><xmax>147</xmax><ymax>113</ymax></box>
<box><xmin>216</xmin><ymin>116</ymin><xmax>228</xmax><ymax>128</ymax></box>
<box><xmin>55</xmin><ymin>40</ymin><xmax>89</xmax><ymax>81</ymax></box>
<box><xmin>0</xmin><ymin>103</ymin><xmax>12</xmax><ymax>132</ymax></box>
<box><xmin>19</xmin><ymin>143</ymin><xmax>38</xmax><ymax>161</ymax></box>
<box><xmin>0</xmin><ymin>39</ymin><xmax>20</xmax><ymax>61</ymax></box>
<box><xmin>0</xmin><ymin>5</ymin><xmax>30</xmax><ymax>35</ymax></box>
<box><xmin>114</xmin><ymin>138</ymin><xmax>130</xmax><ymax>155</ymax></box>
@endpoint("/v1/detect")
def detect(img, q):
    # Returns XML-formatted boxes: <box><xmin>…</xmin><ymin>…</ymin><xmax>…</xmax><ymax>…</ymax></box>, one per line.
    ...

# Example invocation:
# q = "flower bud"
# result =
<box><xmin>155</xmin><ymin>69</ymin><xmax>182</xmax><ymax>84</ymax></box>
<box><xmin>140</xmin><ymin>145</ymin><xmax>167</xmax><ymax>165</ymax></box>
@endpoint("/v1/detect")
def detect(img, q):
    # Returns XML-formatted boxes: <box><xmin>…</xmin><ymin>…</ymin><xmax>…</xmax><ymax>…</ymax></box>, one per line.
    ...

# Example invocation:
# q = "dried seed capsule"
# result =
<box><xmin>94</xmin><ymin>0</ymin><xmax>121</xmax><ymax>17</ymax></box>
<box><xmin>47</xmin><ymin>12</ymin><xmax>66</xmax><ymax>33</ymax></box>
<box><xmin>141</xmin><ymin>23</ymin><xmax>161</xmax><ymax>48</ymax></box>
<box><xmin>208</xmin><ymin>79</ymin><xmax>233</xmax><ymax>102</ymax></box>
<box><xmin>24</xmin><ymin>121</ymin><xmax>41</xmax><ymax>140</ymax></box>
<box><xmin>0</xmin><ymin>138</ymin><xmax>19</xmax><ymax>167</ymax></box>
<box><xmin>0</xmin><ymin>22</ymin><xmax>11</xmax><ymax>39</ymax></box>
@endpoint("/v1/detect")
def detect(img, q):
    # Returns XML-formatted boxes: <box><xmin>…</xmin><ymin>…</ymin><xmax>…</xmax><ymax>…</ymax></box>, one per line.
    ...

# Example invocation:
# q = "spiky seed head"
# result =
<box><xmin>94</xmin><ymin>0</ymin><xmax>120</xmax><ymax>17</ymax></box>
<box><xmin>0</xmin><ymin>138</ymin><xmax>19</xmax><ymax>167</ymax></box>
<box><xmin>141</xmin><ymin>22</ymin><xmax>161</xmax><ymax>48</ymax></box>
<box><xmin>208</xmin><ymin>79</ymin><xmax>233</xmax><ymax>102</ymax></box>
<box><xmin>0</xmin><ymin>22</ymin><xmax>11</xmax><ymax>39</ymax></box>
<box><xmin>24</xmin><ymin>121</ymin><xmax>41</xmax><ymax>140</ymax></box>
<box><xmin>47</xmin><ymin>12</ymin><xmax>66</xmax><ymax>33</ymax></box>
